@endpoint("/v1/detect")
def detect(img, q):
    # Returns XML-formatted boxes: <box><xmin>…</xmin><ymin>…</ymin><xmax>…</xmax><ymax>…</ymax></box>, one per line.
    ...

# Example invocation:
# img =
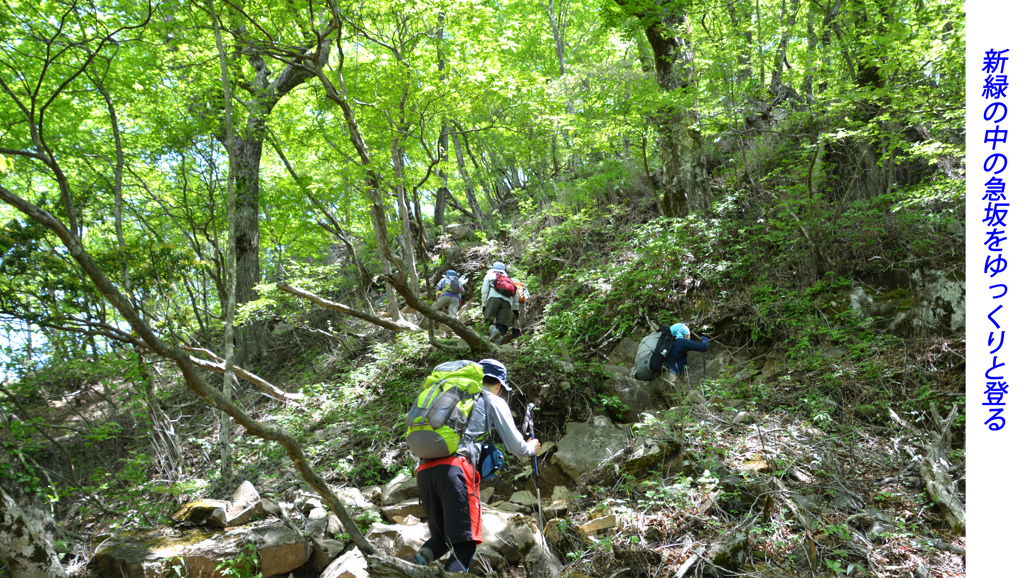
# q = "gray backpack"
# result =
<box><xmin>631</xmin><ymin>326</ymin><xmax>674</xmax><ymax>381</ymax></box>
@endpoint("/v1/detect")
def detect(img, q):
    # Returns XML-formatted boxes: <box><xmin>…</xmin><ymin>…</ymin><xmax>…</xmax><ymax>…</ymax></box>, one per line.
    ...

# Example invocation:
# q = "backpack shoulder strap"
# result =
<box><xmin>478</xmin><ymin>391</ymin><xmax>496</xmax><ymax>443</ymax></box>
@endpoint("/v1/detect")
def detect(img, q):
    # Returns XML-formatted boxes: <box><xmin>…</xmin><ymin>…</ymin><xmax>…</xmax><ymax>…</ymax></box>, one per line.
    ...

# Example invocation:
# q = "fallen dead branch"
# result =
<box><xmin>276</xmin><ymin>282</ymin><xmax>420</xmax><ymax>333</ymax></box>
<box><xmin>384</xmin><ymin>272</ymin><xmax>496</xmax><ymax>353</ymax></box>
<box><xmin>918</xmin><ymin>402</ymin><xmax>965</xmax><ymax>534</ymax></box>
<box><xmin>673</xmin><ymin>544</ymin><xmax>705</xmax><ymax>577</ymax></box>
<box><xmin>366</xmin><ymin>554</ymin><xmax>472</xmax><ymax>577</ymax></box>
<box><xmin>185</xmin><ymin>347</ymin><xmax>303</xmax><ymax>403</ymax></box>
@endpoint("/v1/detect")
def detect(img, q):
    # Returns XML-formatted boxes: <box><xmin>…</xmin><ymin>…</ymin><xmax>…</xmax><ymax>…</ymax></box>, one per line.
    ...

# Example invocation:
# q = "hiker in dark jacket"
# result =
<box><xmin>665</xmin><ymin>323</ymin><xmax>710</xmax><ymax>379</ymax></box>
<box><xmin>407</xmin><ymin>359</ymin><xmax>539</xmax><ymax>571</ymax></box>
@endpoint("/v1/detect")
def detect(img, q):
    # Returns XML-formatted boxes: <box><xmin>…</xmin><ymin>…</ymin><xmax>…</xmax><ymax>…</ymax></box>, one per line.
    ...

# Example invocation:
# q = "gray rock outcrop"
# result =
<box><xmin>552</xmin><ymin>422</ymin><xmax>630</xmax><ymax>483</ymax></box>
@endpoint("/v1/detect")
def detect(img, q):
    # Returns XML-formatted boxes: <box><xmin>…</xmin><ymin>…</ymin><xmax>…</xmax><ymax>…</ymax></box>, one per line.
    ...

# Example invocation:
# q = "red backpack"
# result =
<box><xmin>492</xmin><ymin>271</ymin><xmax>516</xmax><ymax>297</ymax></box>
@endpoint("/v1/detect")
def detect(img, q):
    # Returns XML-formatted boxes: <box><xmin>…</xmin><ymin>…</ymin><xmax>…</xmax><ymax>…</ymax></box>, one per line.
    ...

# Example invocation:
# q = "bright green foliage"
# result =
<box><xmin>0</xmin><ymin>0</ymin><xmax>965</xmax><ymax>571</ymax></box>
<box><xmin>216</xmin><ymin>542</ymin><xmax>262</xmax><ymax>578</ymax></box>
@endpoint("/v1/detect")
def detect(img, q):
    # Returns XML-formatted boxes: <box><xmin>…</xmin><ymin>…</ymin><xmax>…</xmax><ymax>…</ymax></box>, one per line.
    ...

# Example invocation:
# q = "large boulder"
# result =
<box><xmin>171</xmin><ymin>499</ymin><xmax>231</xmax><ymax>528</ymax></box>
<box><xmin>255</xmin><ymin>498</ymin><xmax>282</xmax><ymax>518</ymax></box>
<box><xmin>608</xmin><ymin>338</ymin><xmax>640</xmax><ymax>366</ymax></box>
<box><xmin>552</xmin><ymin>422</ymin><xmax>631</xmax><ymax>483</ymax></box>
<box><xmin>608</xmin><ymin>376</ymin><xmax>655</xmax><ymax>418</ymax></box>
<box><xmin>705</xmin><ymin>528</ymin><xmax>748</xmax><ymax>577</ymax></box>
<box><xmin>92</xmin><ymin>527</ymin><xmax>243</xmax><ymax>578</ymax></box>
<box><xmin>510</xmin><ymin>491</ymin><xmax>539</xmax><ymax>508</ymax></box>
<box><xmin>365</xmin><ymin>522</ymin><xmax>431</xmax><ymax>559</ymax></box>
<box><xmin>230</xmin><ymin>481</ymin><xmax>260</xmax><ymax>511</ymax></box>
<box><xmin>381</xmin><ymin>499</ymin><xmax>425</xmax><ymax>523</ymax></box>
<box><xmin>225</xmin><ymin>502</ymin><xmax>263</xmax><ymax>528</ymax></box>
<box><xmin>446</xmin><ymin>223</ymin><xmax>474</xmax><ymax>240</ymax></box>
<box><xmin>336</xmin><ymin>487</ymin><xmax>374</xmax><ymax>510</ymax></box>
<box><xmin>252</xmin><ymin>523</ymin><xmax>311</xmax><ymax>576</ymax></box>
<box><xmin>470</xmin><ymin>545</ymin><xmax>508</xmax><ymax>574</ymax></box>
<box><xmin>543</xmin><ymin>519</ymin><xmax>587</xmax><ymax>565</ymax></box>
<box><xmin>478</xmin><ymin>505</ymin><xmax>519</xmax><ymax>561</ymax></box>
<box><xmin>92</xmin><ymin>522</ymin><xmax>309</xmax><ymax>578</ymax></box>
<box><xmin>311</xmin><ymin>537</ymin><xmax>347</xmax><ymax>572</ymax></box>
<box><xmin>523</xmin><ymin>543</ymin><xmax>562</xmax><ymax>578</ymax></box>
<box><xmin>513</xmin><ymin>521</ymin><xmax>562</xmax><ymax>578</ymax></box>
<box><xmin>603</xmin><ymin>364</ymin><xmax>632</xmax><ymax>378</ymax></box>
<box><xmin>304</xmin><ymin>507</ymin><xmax>330</xmax><ymax>538</ymax></box>
<box><xmin>325</xmin><ymin>505</ymin><xmax>552</xmax><ymax>574</ymax></box>
<box><xmin>551</xmin><ymin>486</ymin><xmax>574</xmax><ymax>501</ymax></box>
<box><xmin>382</xmin><ymin>473</ymin><xmax>419</xmax><ymax>505</ymax></box>
<box><xmin>320</xmin><ymin>545</ymin><xmax>368</xmax><ymax>578</ymax></box>
<box><xmin>225</xmin><ymin>481</ymin><xmax>264</xmax><ymax>528</ymax></box>
<box><xmin>849</xmin><ymin>270</ymin><xmax>965</xmax><ymax>335</ymax></box>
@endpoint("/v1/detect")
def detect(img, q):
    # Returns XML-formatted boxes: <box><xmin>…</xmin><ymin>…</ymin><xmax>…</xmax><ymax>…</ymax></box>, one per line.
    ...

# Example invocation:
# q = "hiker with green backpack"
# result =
<box><xmin>481</xmin><ymin>262</ymin><xmax>516</xmax><ymax>345</ymax></box>
<box><xmin>403</xmin><ymin>359</ymin><xmax>539</xmax><ymax>572</ymax></box>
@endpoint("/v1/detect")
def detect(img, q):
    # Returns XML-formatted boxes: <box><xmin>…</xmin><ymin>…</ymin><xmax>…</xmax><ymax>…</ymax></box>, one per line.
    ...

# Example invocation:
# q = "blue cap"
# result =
<box><xmin>479</xmin><ymin>358</ymin><xmax>510</xmax><ymax>390</ymax></box>
<box><xmin>446</xmin><ymin>270</ymin><xmax>458</xmax><ymax>278</ymax></box>
<box><xmin>492</xmin><ymin>262</ymin><xmax>505</xmax><ymax>271</ymax></box>
<box><xmin>670</xmin><ymin>323</ymin><xmax>691</xmax><ymax>338</ymax></box>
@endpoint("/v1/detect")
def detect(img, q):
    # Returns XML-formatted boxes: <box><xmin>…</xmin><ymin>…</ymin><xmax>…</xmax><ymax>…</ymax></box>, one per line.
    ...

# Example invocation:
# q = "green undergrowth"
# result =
<box><xmin>515</xmin><ymin>152</ymin><xmax>963</xmax><ymax>435</ymax></box>
<box><xmin>234</xmin><ymin>331</ymin><xmax>446</xmax><ymax>488</ymax></box>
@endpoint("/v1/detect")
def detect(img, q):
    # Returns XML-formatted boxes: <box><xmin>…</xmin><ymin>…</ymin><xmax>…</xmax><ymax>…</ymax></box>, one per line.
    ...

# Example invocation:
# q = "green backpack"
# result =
<box><xmin>404</xmin><ymin>360</ymin><xmax>484</xmax><ymax>459</ymax></box>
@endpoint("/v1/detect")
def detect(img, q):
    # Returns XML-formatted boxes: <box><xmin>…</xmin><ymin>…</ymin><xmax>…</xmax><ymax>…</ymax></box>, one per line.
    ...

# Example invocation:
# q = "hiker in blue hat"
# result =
<box><xmin>407</xmin><ymin>359</ymin><xmax>539</xmax><ymax>572</ymax></box>
<box><xmin>665</xmin><ymin>323</ymin><xmax>710</xmax><ymax>381</ymax></box>
<box><xmin>433</xmin><ymin>269</ymin><xmax>464</xmax><ymax>317</ymax></box>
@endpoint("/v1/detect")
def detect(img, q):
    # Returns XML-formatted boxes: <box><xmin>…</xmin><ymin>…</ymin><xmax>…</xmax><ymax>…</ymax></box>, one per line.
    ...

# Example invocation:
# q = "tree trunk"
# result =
<box><xmin>391</xmin><ymin>91</ymin><xmax>420</xmax><ymax>293</ymax></box>
<box><xmin>232</xmin><ymin>137</ymin><xmax>265</xmax><ymax>366</ymax></box>
<box><xmin>212</xmin><ymin>0</ymin><xmax>238</xmax><ymax>489</ymax></box>
<box><xmin>0</xmin><ymin>421</ymin><xmax>65</xmax><ymax>578</ymax></box>
<box><xmin>309</xmin><ymin>33</ymin><xmax>403</xmax><ymax>321</ymax></box>
<box><xmin>434</xmin><ymin>184</ymin><xmax>448</xmax><ymax>233</ymax></box>
<box><xmin>546</xmin><ymin>0</ymin><xmax>568</xmax><ymax>76</ymax></box>
<box><xmin>219</xmin><ymin>35</ymin><xmax>331</xmax><ymax>365</ymax></box>
<box><xmin>434</xmin><ymin>17</ymin><xmax>450</xmax><ymax>235</ymax></box>
<box><xmin>658</xmin><ymin>108</ymin><xmax>709</xmax><ymax>217</ymax></box>
<box><xmin>450</xmin><ymin>127</ymin><xmax>486</xmax><ymax>232</ymax></box>
<box><xmin>770</xmin><ymin>0</ymin><xmax>799</xmax><ymax>95</ymax></box>
<box><xmin>636</xmin><ymin>8</ymin><xmax>711</xmax><ymax>217</ymax></box>
<box><xmin>0</xmin><ymin>488</ymin><xmax>66</xmax><ymax>578</ymax></box>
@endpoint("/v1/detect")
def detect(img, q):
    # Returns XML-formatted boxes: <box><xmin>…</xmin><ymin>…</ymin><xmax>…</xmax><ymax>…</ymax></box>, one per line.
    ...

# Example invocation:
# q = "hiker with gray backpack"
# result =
<box><xmin>403</xmin><ymin>359</ymin><xmax>539</xmax><ymax>572</ymax></box>
<box><xmin>632</xmin><ymin>323</ymin><xmax>710</xmax><ymax>382</ymax></box>
<box><xmin>433</xmin><ymin>269</ymin><xmax>465</xmax><ymax>317</ymax></box>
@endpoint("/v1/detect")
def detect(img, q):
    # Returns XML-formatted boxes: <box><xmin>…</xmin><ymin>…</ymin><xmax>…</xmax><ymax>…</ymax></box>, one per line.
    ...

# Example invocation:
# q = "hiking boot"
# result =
<box><xmin>400</xmin><ymin>550</ymin><xmax>431</xmax><ymax>565</ymax></box>
<box><xmin>400</xmin><ymin>554</ymin><xmax>419</xmax><ymax>565</ymax></box>
<box><xmin>489</xmin><ymin>328</ymin><xmax>503</xmax><ymax>345</ymax></box>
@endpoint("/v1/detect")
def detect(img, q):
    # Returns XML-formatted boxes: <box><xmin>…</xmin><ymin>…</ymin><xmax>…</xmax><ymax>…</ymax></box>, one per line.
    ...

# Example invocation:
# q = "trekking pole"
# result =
<box><xmin>524</xmin><ymin>403</ymin><xmax>545</xmax><ymax>535</ymax></box>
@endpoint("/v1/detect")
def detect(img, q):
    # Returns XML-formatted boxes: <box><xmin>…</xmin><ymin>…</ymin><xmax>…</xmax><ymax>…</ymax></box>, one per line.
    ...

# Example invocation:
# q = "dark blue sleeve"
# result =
<box><xmin>679</xmin><ymin>338</ymin><xmax>710</xmax><ymax>353</ymax></box>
